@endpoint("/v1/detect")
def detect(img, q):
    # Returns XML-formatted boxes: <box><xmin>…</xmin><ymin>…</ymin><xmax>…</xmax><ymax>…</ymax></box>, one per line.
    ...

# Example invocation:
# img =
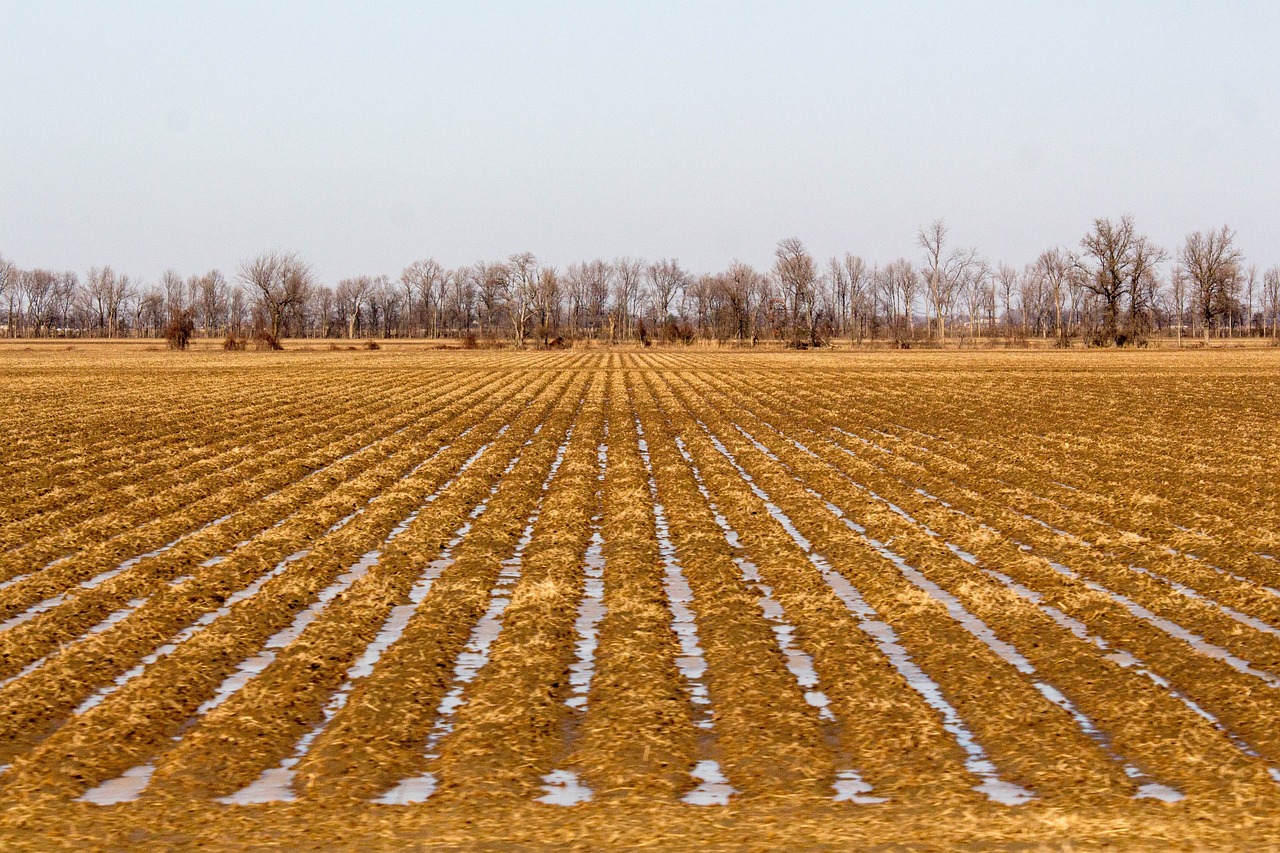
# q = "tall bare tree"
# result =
<box><xmin>773</xmin><ymin>237</ymin><xmax>817</xmax><ymax>346</ymax></box>
<box><xmin>1180</xmin><ymin>226</ymin><xmax>1243</xmax><ymax>343</ymax></box>
<box><xmin>1079</xmin><ymin>216</ymin><xmax>1166</xmax><ymax>345</ymax></box>
<box><xmin>507</xmin><ymin>252</ymin><xmax>538</xmax><ymax>348</ymax></box>
<box><xmin>335</xmin><ymin>276</ymin><xmax>372</xmax><ymax>339</ymax></box>
<box><xmin>881</xmin><ymin>258</ymin><xmax>916</xmax><ymax>340</ymax></box>
<box><xmin>400</xmin><ymin>259</ymin><xmax>445</xmax><ymax>337</ymax></box>
<box><xmin>197</xmin><ymin>270</ymin><xmax>228</xmax><ymax>337</ymax></box>
<box><xmin>238</xmin><ymin>251</ymin><xmax>314</xmax><ymax>339</ymax></box>
<box><xmin>646</xmin><ymin>258</ymin><xmax>687</xmax><ymax>324</ymax></box>
<box><xmin>1263</xmin><ymin>266</ymin><xmax>1280</xmax><ymax>340</ymax></box>
<box><xmin>1169</xmin><ymin>266</ymin><xmax>1188</xmax><ymax>347</ymax></box>
<box><xmin>610</xmin><ymin>257</ymin><xmax>644</xmax><ymax>343</ymax></box>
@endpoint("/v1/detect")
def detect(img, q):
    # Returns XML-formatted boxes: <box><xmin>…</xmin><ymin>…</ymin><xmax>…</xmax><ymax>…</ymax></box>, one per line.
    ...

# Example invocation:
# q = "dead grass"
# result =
<box><xmin>2</xmin><ymin>348</ymin><xmax>1279</xmax><ymax>848</ymax></box>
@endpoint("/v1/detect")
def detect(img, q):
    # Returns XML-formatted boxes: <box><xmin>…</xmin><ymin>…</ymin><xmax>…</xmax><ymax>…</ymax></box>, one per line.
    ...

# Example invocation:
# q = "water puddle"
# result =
<box><xmin>223</xmin><ymin>526</ymin><xmax>473</xmax><ymax>805</ymax></box>
<box><xmin>832</xmin><ymin>768</ymin><xmax>888</xmax><ymax>803</ymax></box>
<box><xmin>193</xmin><ymin>547</ymin><xmax>386</xmax><ymax>720</ymax></box>
<box><xmin>537</xmin><ymin>769</ymin><xmax>592</xmax><ymax>805</ymax></box>
<box><xmin>565</xmin><ymin>530</ymin><xmax>606</xmax><ymax>710</ymax></box>
<box><xmin>1128</xmin><ymin>565</ymin><xmax>1280</xmax><ymax>637</ymax></box>
<box><xmin>221</xmin><ymin>429</ymin><xmax>530</xmax><ymax>806</ymax></box>
<box><xmin>541</xmin><ymin>426</ymin><xmax>610</xmax><ymax>805</ymax></box>
<box><xmin>78</xmin><ymin>764</ymin><xmax>155</xmax><ymax>805</ymax></box>
<box><xmin>827</xmin><ymin>423</ymin><xmax>1280</xmax><ymax>698</ymax></box>
<box><xmin>983</xmin><ymin>567</ymin><xmax>1280</xmax><ymax>781</ymax></box>
<box><xmin>0</xmin><ymin>598</ymin><xmax>147</xmax><ymax>692</ymax></box>
<box><xmin>683</xmin><ymin>760</ymin><xmax>735</xmax><ymax>806</ymax></box>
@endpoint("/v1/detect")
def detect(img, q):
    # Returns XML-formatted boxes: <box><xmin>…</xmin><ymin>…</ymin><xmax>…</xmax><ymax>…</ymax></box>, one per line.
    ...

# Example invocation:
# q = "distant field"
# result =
<box><xmin>2</xmin><ymin>348</ymin><xmax>1280</xmax><ymax>850</ymax></box>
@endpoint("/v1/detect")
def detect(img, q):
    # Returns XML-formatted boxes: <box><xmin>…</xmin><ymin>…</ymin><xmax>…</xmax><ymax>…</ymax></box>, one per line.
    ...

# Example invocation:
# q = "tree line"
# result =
<box><xmin>2</xmin><ymin>216</ymin><xmax>1278</xmax><ymax>347</ymax></box>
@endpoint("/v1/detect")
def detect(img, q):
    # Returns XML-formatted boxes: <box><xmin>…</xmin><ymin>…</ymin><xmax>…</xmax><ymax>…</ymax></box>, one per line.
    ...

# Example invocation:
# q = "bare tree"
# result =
<box><xmin>961</xmin><ymin>257</ymin><xmax>992</xmax><ymax>339</ymax></box>
<box><xmin>646</xmin><ymin>258</ymin><xmax>687</xmax><ymax>324</ymax></box>
<box><xmin>335</xmin><ymin>276</ymin><xmax>372</xmax><ymax>339</ymax></box>
<box><xmin>995</xmin><ymin>264</ymin><xmax>1018</xmax><ymax>336</ymax></box>
<box><xmin>879</xmin><ymin>258</ymin><xmax>916</xmax><ymax>340</ymax></box>
<box><xmin>534</xmin><ymin>266</ymin><xmax>561</xmax><ymax>345</ymax></box>
<box><xmin>1263</xmin><ymin>266</ymin><xmax>1280</xmax><ymax>341</ymax></box>
<box><xmin>1180</xmin><ymin>226</ymin><xmax>1243</xmax><ymax>344</ymax></box>
<box><xmin>918</xmin><ymin>219</ymin><xmax>947</xmax><ymax>338</ymax></box>
<box><xmin>0</xmin><ymin>256</ymin><xmax>13</xmax><ymax>337</ymax></box>
<box><xmin>1079</xmin><ymin>216</ymin><xmax>1166</xmax><ymax>346</ymax></box>
<box><xmin>610</xmin><ymin>257</ymin><xmax>644</xmax><ymax>343</ymax></box>
<box><xmin>1244</xmin><ymin>264</ymin><xmax>1259</xmax><ymax>336</ymax></box>
<box><xmin>507</xmin><ymin>252</ymin><xmax>538</xmax><ymax>348</ymax></box>
<box><xmin>160</xmin><ymin>269</ymin><xmax>186</xmax><ymax>326</ymax></box>
<box><xmin>197</xmin><ymin>270</ymin><xmax>228</xmax><ymax>337</ymax></box>
<box><xmin>720</xmin><ymin>261</ymin><xmax>763</xmax><ymax>343</ymax></box>
<box><xmin>238</xmin><ymin>251</ymin><xmax>314</xmax><ymax>339</ymax></box>
<box><xmin>842</xmin><ymin>255</ymin><xmax>871</xmax><ymax>343</ymax></box>
<box><xmin>1170</xmin><ymin>266</ymin><xmax>1188</xmax><ymax>347</ymax></box>
<box><xmin>583</xmin><ymin>260</ymin><xmax>612</xmax><ymax>340</ymax></box>
<box><xmin>773</xmin><ymin>237</ymin><xmax>817</xmax><ymax>346</ymax></box>
<box><xmin>1035</xmin><ymin>248</ymin><xmax>1076</xmax><ymax>346</ymax></box>
<box><xmin>400</xmin><ymin>259</ymin><xmax>445</xmax><ymax>337</ymax></box>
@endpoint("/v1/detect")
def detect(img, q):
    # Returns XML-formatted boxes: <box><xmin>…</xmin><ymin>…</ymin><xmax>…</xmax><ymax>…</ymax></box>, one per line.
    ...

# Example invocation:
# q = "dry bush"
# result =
<box><xmin>222</xmin><ymin>335</ymin><xmax>246</xmax><ymax>351</ymax></box>
<box><xmin>165</xmin><ymin>312</ymin><xmax>196</xmax><ymax>351</ymax></box>
<box><xmin>363</xmin><ymin>339</ymin><xmax>381</xmax><ymax>351</ymax></box>
<box><xmin>461</xmin><ymin>333</ymin><xmax>478</xmax><ymax>350</ymax></box>
<box><xmin>254</xmin><ymin>330</ymin><xmax>283</xmax><ymax>351</ymax></box>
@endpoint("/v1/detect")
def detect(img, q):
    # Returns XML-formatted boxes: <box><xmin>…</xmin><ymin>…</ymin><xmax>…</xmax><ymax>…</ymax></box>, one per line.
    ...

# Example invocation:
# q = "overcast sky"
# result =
<box><xmin>2</xmin><ymin>1</ymin><xmax>1277</xmax><ymax>282</ymax></box>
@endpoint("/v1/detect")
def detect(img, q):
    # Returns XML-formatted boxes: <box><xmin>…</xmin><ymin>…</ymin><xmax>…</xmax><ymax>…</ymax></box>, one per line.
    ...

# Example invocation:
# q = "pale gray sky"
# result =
<box><xmin>2</xmin><ymin>1</ymin><xmax>1277</xmax><ymax>282</ymax></box>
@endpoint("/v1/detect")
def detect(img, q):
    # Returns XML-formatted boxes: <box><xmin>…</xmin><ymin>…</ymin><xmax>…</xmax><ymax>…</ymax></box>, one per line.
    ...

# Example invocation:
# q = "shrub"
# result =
<box><xmin>254</xmin><ymin>330</ymin><xmax>283</xmax><ymax>351</ymax></box>
<box><xmin>363</xmin><ymin>339</ymin><xmax>381</xmax><ymax>351</ymax></box>
<box><xmin>222</xmin><ymin>335</ymin><xmax>246</xmax><ymax>351</ymax></box>
<box><xmin>165</xmin><ymin>312</ymin><xmax>196</xmax><ymax>350</ymax></box>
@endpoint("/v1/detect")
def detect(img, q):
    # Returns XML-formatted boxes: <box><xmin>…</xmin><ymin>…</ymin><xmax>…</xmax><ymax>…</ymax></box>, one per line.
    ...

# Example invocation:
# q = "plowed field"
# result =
<box><xmin>2</xmin><ymin>346</ymin><xmax>1279</xmax><ymax>850</ymax></box>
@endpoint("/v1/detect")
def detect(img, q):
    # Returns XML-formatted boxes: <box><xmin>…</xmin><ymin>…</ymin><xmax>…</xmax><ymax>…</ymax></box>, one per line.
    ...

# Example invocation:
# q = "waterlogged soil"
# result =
<box><xmin>2</xmin><ymin>346</ymin><xmax>1280</xmax><ymax>850</ymax></box>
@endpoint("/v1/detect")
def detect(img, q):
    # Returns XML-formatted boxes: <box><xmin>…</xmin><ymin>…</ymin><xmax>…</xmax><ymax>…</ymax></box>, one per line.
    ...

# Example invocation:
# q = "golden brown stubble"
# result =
<box><xmin>742</xmin><ymin>368</ymin><xmax>1280</xmax><ymax>666</ymax></box>
<box><xmin>692</xmin><ymin>368</ymin><xmax>1277</xmax><ymax>803</ymax></box>
<box><xmin>775</xmin><ymin>363</ymin><xmax>1280</xmax><ymax>574</ymax></box>
<box><xmin>0</xmin><ymin>373</ymin><xmax>357</xmax><ymax>558</ymax></box>
<box><xmin>0</xmin><ymin>369</ymin><xmax>568</xmax><ymax>793</ymax></box>
<box><xmin>0</xmin><ymin>367</ymin><xmax>526</xmax><ymax>694</ymax></box>
<box><xmin>629</xmin><ymin>371</ymin><xmax>835</xmax><ymax>799</ymax></box>
<box><xmin>640</xmin><ymin>370</ymin><xmax>977</xmax><ymax>803</ymax></box>
<box><xmin>287</xmin><ymin>371</ymin><xmax>593</xmax><ymax>802</ymax></box>
<box><xmin>426</xmin><ymin>372</ymin><xmax>606</xmax><ymax>800</ymax></box>
<box><xmin>663</xmin><ymin>369</ymin><xmax>1135</xmax><ymax>803</ymax></box>
<box><xmin>0</xmin><ymin>368</ymin><xmax>485</xmax><ymax>626</ymax></box>
<box><xmin>718</xmin><ymin>365</ymin><xmax>1280</xmax><ymax>791</ymax></box>
<box><xmin>567</xmin><ymin>371</ymin><xmax>697</xmax><ymax>799</ymax></box>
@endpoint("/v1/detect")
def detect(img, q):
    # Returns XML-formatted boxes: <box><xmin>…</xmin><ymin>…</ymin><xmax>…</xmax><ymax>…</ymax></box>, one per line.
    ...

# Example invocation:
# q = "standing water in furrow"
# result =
<box><xmin>538</xmin><ymin>423</ymin><xmax>609</xmax><ymax>806</ymax></box>
<box><xmin>78</xmin><ymin>428</ymin><xmax>506</xmax><ymax>805</ymax></box>
<box><xmin>212</xmin><ymin>427</ymin><xmax>521</xmax><ymax>805</ymax></box>
<box><xmin>826</xmin><ymin>424</ymin><xmax>1280</xmax><ymax>691</ymax></box>
<box><xmin>4</xmin><ymin>419</ymin><xmax>481</xmax><ymax>703</ymax></box>
<box><xmin>634</xmin><ymin>418</ymin><xmax>736</xmax><ymax>806</ymax></box>
<box><xmin>734</xmin><ymin>421</ymin><xmax>1182</xmax><ymax>801</ymax></box>
<box><xmin>695</xmin><ymin>420</ymin><xmax>1032</xmax><ymax>806</ymax></box>
<box><xmin>671</xmin><ymin>436</ymin><xmax>880</xmax><ymax>804</ymax></box>
<box><xmin>814</xmin><ymin>414</ymin><xmax>1280</xmax><ymax>778</ymax></box>
<box><xmin>376</xmin><ymin>423</ymin><xmax>576</xmax><ymax>805</ymax></box>
<box><xmin>979</xmin><ymin>563</ymin><xmax>1280</xmax><ymax>786</ymax></box>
